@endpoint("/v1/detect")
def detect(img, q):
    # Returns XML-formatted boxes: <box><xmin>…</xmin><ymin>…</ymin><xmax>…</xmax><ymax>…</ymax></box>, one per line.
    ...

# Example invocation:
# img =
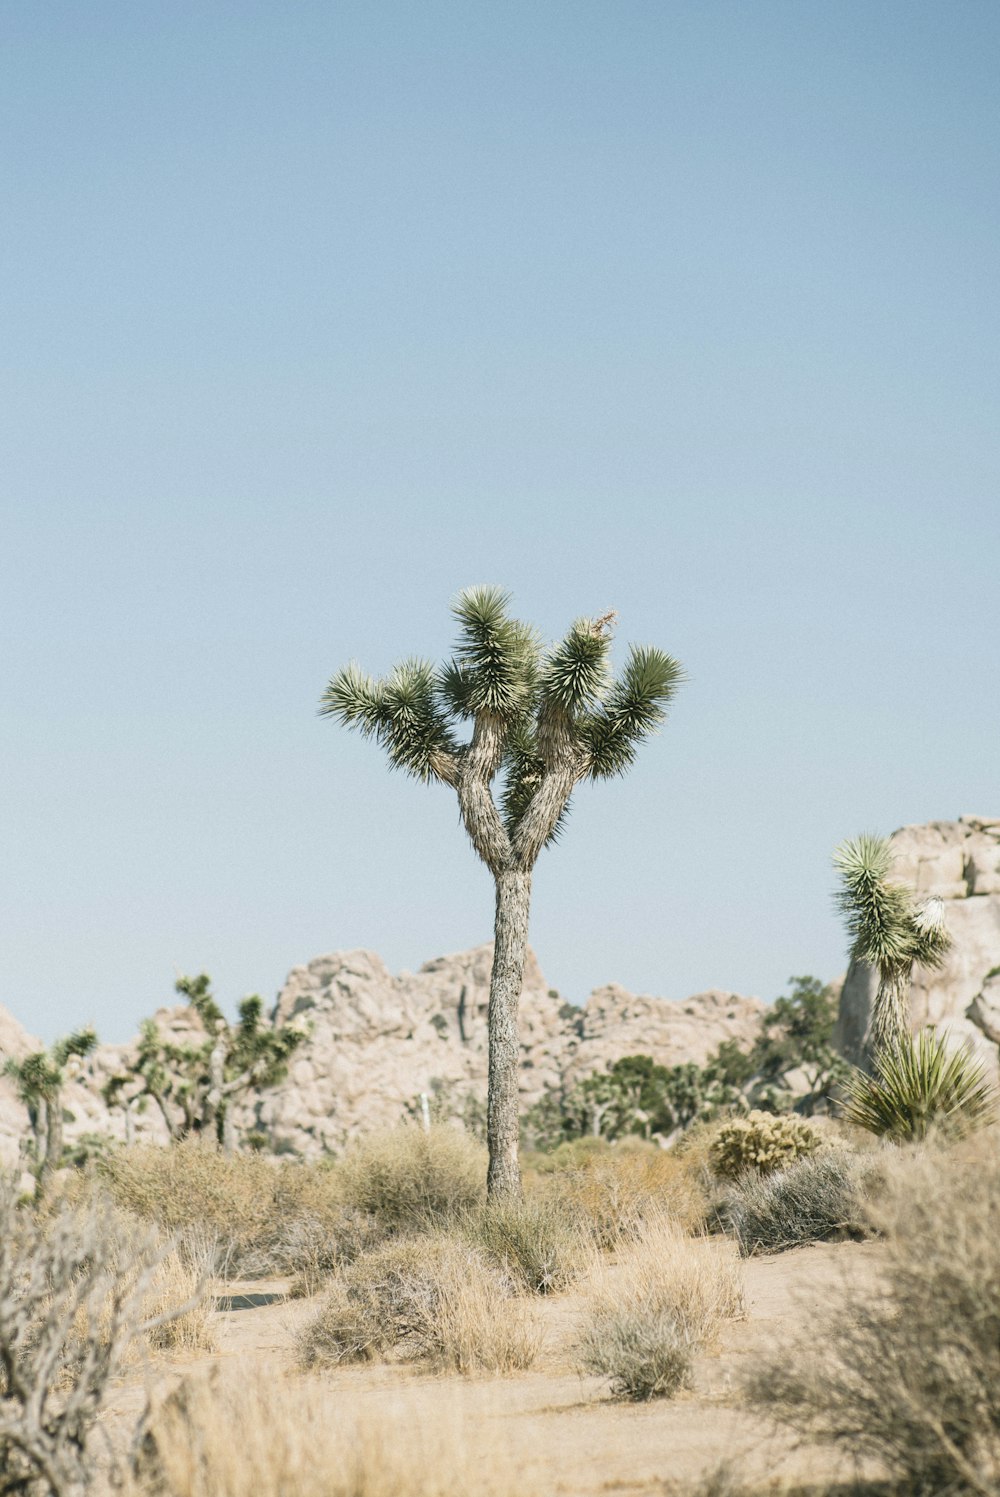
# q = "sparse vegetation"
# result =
<box><xmin>575</xmin><ymin>1216</ymin><xmax>744</xmax><ymax>1400</ymax></box>
<box><xmin>709</xmin><ymin>1111</ymin><xmax>821</xmax><ymax>1179</ymax></box>
<box><xmin>842</xmin><ymin>1028</ymin><xmax>996</xmax><ymax>1141</ymax></box>
<box><xmin>744</xmin><ymin>1132</ymin><xmax>1000</xmax><ymax>1496</ymax></box>
<box><xmin>464</xmin><ymin>1193</ymin><xmax>590</xmax><ymax>1293</ymax></box>
<box><xmin>298</xmin><ymin>1234</ymin><xmax>540</xmax><ymax>1374</ymax></box>
<box><xmin>0</xmin><ymin>1185</ymin><xmax>207</xmax><ymax>1497</ymax></box>
<box><xmin>337</xmin><ymin>1123</ymin><xmax>486</xmax><ymax>1231</ymax></box>
<box><xmin>719</xmin><ymin>1152</ymin><xmax>871</xmax><ymax>1256</ymax></box>
<box><xmin>534</xmin><ymin>1138</ymin><xmax>709</xmax><ymax>1244</ymax></box>
<box><xmin>131</xmin><ymin>1365</ymin><xmax>535</xmax><ymax>1497</ymax></box>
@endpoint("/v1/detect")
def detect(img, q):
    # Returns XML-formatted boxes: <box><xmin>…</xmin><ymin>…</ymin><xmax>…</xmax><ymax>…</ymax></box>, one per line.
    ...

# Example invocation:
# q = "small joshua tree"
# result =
<box><xmin>322</xmin><ymin>586</ymin><xmax>684</xmax><ymax>1197</ymax></box>
<box><xmin>105</xmin><ymin>975</ymin><xmax>306</xmax><ymax>1152</ymax></box>
<box><xmin>4</xmin><ymin>1028</ymin><xmax>97</xmax><ymax>1186</ymax></box>
<box><xmin>834</xmin><ymin>833</ymin><xmax>951</xmax><ymax>1059</ymax></box>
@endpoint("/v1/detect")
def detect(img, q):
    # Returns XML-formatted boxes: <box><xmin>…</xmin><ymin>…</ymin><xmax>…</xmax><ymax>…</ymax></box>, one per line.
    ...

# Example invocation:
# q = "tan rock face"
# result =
<box><xmin>1</xmin><ymin>949</ymin><xmax>764</xmax><ymax>1162</ymax></box>
<box><xmin>836</xmin><ymin>817</ymin><xmax>1000</xmax><ymax>1070</ymax></box>
<box><xmin>243</xmin><ymin>945</ymin><xmax>763</xmax><ymax>1156</ymax></box>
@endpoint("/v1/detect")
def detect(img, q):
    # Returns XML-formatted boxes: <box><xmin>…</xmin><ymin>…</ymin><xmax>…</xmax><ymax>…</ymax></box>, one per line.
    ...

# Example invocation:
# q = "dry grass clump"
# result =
<box><xmin>0</xmin><ymin>1186</ymin><xmax>209</xmax><ymax>1497</ymax></box>
<box><xmin>576</xmin><ymin>1214</ymin><xmax>745</xmax><ymax>1400</ymax></box>
<box><xmin>533</xmin><ymin>1141</ymin><xmax>708</xmax><ymax>1247</ymax></box>
<box><xmin>710</xmin><ymin>1112</ymin><xmax>821</xmax><ymax>1179</ymax></box>
<box><xmin>463</xmin><ymin>1194</ymin><xmax>591</xmax><ymax>1293</ymax></box>
<box><xmin>719</xmin><ymin>1152</ymin><xmax>872</xmax><ymax>1257</ymax></box>
<box><xmin>131</xmin><ymin>1364</ymin><xmax>536</xmax><ymax>1497</ymax></box>
<box><xmin>298</xmin><ymin>1233</ymin><xmax>539</xmax><ymax>1375</ymax></box>
<box><xmin>744</xmin><ymin>1131</ymin><xmax>1000</xmax><ymax>1496</ymax></box>
<box><xmin>336</xmin><ymin>1123</ymin><xmax>486</xmax><ymax>1231</ymax></box>
<box><xmin>98</xmin><ymin>1139</ymin><xmax>371</xmax><ymax>1278</ymax></box>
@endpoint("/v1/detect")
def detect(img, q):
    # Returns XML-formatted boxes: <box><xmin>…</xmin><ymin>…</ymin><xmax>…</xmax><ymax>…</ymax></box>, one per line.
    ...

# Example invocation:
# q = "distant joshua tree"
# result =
<box><xmin>322</xmin><ymin>586</ymin><xmax>684</xmax><ymax>1197</ymax></box>
<box><xmin>834</xmin><ymin>833</ymin><xmax>951</xmax><ymax>1059</ymax></box>
<box><xmin>104</xmin><ymin>974</ymin><xmax>306</xmax><ymax>1152</ymax></box>
<box><xmin>4</xmin><ymin>1027</ymin><xmax>97</xmax><ymax>1184</ymax></box>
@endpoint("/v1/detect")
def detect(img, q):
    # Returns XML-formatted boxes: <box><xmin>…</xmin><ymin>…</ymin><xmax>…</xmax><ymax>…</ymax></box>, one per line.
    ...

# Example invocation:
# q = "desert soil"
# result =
<box><xmin>101</xmin><ymin>1240</ymin><xmax>882</xmax><ymax>1495</ymax></box>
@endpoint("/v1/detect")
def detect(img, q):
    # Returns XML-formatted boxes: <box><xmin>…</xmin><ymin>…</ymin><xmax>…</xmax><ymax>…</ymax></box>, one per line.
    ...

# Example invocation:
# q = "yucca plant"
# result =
<box><xmin>321</xmin><ymin>586</ymin><xmax>684</xmax><ymax>1198</ymax></box>
<box><xmin>834</xmin><ymin>833</ymin><xmax>952</xmax><ymax>1059</ymax></box>
<box><xmin>842</xmin><ymin>1028</ymin><xmax>996</xmax><ymax>1142</ymax></box>
<box><xmin>4</xmin><ymin>1027</ymin><xmax>97</xmax><ymax>1185</ymax></box>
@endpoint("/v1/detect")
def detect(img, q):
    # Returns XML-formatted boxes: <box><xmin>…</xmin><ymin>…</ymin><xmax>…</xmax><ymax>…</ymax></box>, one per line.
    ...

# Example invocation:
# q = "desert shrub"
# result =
<box><xmin>131</xmin><ymin>1364</ymin><xmax>535</xmax><ymax>1497</ymax></box>
<box><xmin>533</xmin><ymin>1142</ymin><xmax>708</xmax><ymax>1247</ymax></box>
<box><xmin>98</xmin><ymin>1139</ymin><xmax>368</xmax><ymax>1277</ymax></box>
<box><xmin>336</xmin><ymin>1124</ymin><xmax>486</xmax><ymax>1231</ymax></box>
<box><xmin>463</xmin><ymin>1194</ymin><xmax>590</xmax><ymax>1294</ymax></box>
<box><xmin>744</xmin><ymin>1132</ymin><xmax>1000</xmax><ymax>1496</ymax></box>
<box><xmin>298</xmin><ymin>1233</ymin><xmax>539</xmax><ymax>1374</ymax></box>
<box><xmin>710</xmin><ymin>1111</ymin><xmax>820</xmax><ymax>1179</ymax></box>
<box><xmin>0</xmin><ymin>1186</ymin><xmax>206</xmax><ymax>1497</ymax></box>
<box><xmin>575</xmin><ymin>1215</ymin><xmax>744</xmax><ymax>1400</ymax></box>
<box><xmin>719</xmin><ymin>1152</ymin><xmax>871</xmax><ymax>1256</ymax></box>
<box><xmin>842</xmin><ymin>1029</ymin><xmax>996</xmax><ymax>1142</ymax></box>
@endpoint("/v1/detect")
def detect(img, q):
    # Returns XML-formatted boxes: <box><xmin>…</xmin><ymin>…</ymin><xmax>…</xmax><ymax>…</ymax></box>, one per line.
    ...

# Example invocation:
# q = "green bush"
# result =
<box><xmin>709</xmin><ymin>1111</ymin><xmax>820</xmax><ymax>1179</ymax></box>
<box><xmin>842</xmin><ymin>1029</ymin><xmax>996</xmax><ymax>1142</ymax></box>
<box><xmin>719</xmin><ymin>1152</ymin><xmax>871</xmax><ymax>1256</ymax></box>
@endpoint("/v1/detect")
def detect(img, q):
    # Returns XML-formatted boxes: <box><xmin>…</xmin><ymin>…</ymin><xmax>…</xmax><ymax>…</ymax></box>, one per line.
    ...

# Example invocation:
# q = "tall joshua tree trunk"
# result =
<box><xmin>487</xmin><ymin>868</ymin><xmax>532</xmax><ymax>1197</ymax></box>
<box><xmin>323</xmin><ymin>587</ymin><xmax>684</xmax><ymax>1198</ymax></box>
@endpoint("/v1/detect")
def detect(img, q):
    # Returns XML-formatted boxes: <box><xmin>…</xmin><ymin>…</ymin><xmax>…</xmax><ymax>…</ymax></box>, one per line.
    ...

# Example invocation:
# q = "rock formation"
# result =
<box><xmin>0</xmin><ymin>948</ymin><xmax>764</xmax><ymax>1163</ymax></box>
<box><xmin>836</xmin><ymin>816</ymin><xmax>1000</xmax><ymax>1071</ymax></box>
<box><xmin>248</xmin><ymin>945</ymin><xmax>764</xmax><ymax>1155</ymax></box>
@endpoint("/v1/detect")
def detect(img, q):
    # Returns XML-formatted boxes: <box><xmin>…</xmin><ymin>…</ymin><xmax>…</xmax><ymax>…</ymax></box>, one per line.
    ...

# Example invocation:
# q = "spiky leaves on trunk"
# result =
<box><xmin>834</xmin><ymin>833</ymin><xmax>952</xmax><ymax>1060</ymax></box>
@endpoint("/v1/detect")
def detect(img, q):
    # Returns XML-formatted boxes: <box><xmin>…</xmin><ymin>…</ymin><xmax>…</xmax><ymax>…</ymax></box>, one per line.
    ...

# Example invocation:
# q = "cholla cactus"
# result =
<box><xmin>834</xmin><ymin>834</ymin><xmax>952</xmax><ymax>1060</ymax></box>
<box><xmin>710</xmin><ymin>1111</ymin><xmax>821</xmax><ymax>1179</ymax></box>
<box><xmin>322</xmin><ymin>586</ymin><xmax>684</xmax><ymax>1198</ymax></box>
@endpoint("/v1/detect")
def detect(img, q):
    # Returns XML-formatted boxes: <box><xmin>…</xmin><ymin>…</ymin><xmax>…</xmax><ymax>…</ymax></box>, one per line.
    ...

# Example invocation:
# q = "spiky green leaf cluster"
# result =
<box><xmin>842</xmin><ymin>1029</ymin><xmax>996</xmax><ymax>1141</ymax></box>
<box><xmin>322</xmin><ymin>587</ymin><xmax>684</xmax><ymax>854</ymax></box>
<box><xmin>448</xmin><ymin>585</ymin><xmax>540</xmax><ymax>720</ymax></box>
<box><xmin>834</xmin><ymin>834</ymin><xmax>952</xmax><ymax>975</ymax></box>
<box><xmin>321</xmin><ymin>658</ymin><xmax>459</xmax><ymax>783</ymax></box>
<box><xmin>579</xmin><ymin>646</ymin><xmax>686</xmax><ymax>780</ymax></box>
<box><xmin>538</xmin><ymin>618</ymin><xmax>612</xmax><ymax>714</ymax></box>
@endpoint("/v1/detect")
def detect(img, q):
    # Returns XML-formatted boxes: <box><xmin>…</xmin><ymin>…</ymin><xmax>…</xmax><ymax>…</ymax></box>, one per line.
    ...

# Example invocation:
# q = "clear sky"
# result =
<box><xmin>3</xmin><ymin>2</ymin><xmax>998</xmax><ymax>1044</ymax></box>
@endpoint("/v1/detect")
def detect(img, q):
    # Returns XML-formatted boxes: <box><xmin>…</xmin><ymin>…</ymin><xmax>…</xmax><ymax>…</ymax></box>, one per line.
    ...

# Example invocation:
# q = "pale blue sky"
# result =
<box><xmin>2</xmin><ymin>2</ymin><xmax>998</xmax><ymax>1043</ymax></box>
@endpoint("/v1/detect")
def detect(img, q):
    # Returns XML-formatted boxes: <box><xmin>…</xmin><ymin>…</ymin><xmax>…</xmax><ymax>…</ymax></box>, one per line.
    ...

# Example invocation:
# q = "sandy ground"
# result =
<box><xmin>100</xmin><ymin>1240</ymin><xmax>882</xmax><ymax>1495</ymax></box>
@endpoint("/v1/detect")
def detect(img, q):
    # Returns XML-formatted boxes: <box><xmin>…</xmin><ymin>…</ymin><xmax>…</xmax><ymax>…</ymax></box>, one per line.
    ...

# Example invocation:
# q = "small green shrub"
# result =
<box><xmin>297</xmin><ymin>1234</ymin><xmax>539</xmax><ymax>1374</ymax></box>
<box><xmin>842</xmin><ymin>1029</ymin><xmax>996</xmax><ymax>1142</ymax></box>
<box><xmin>336</xmin><ymin>1124</ymin><xmax>486</xmax><ymax>1231</ymax></box>
<box><xmin>709</xmin><ymin>1111</ymin><xmax>820</xmax><ymax>1179</ymax></box>
<box><xmin>719</xmin><ymin>1152</ymin><xmax>871</xmax><ymax>1256</ymax></box>
<box><xmin>464</xmin><ymin>1195</ymin><xmax>589</xmax><ymax>1294</ymax></box>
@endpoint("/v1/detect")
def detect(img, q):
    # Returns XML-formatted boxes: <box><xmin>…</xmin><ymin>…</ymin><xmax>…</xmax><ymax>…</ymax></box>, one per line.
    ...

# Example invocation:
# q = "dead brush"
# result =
<box><xmin>336</xmin><ymin>1123</ymin><xmax>486</xmax><ymax>1232</ymax></box>
<box><xmin>0</xmin><ymin>1185</ymin><xmax>207</xmax><ymax>1497</ymax></box>
<box><xmin>129</xmin><ymin>1363</ymin><xmax>538</xmax><ymax>1497</ymax></box>
<box><xmin>744</xmin><ymin>1130</ymin><xmax>1000</xmax><ymax>1496</ymax></box>
<box><xmin>297</xmin><ymin>1233</ymin><xmax>540</xmax><ymax>1374</ymax></box>
<box><xmin>98</xmin><ymin>1139</ymin><xmax>369</xmax><ymax>1279</ymax></box>
<box><xmin>462</xmin><ymin>1193</ymin><xmax>592</xmax><ymax>1293</ymax></box>
<box><xmin>536</xmin><ymin>1143</ymin><xmax>708</xmax><ymax>1247</ymax></box>
<box><xmin>576</xmin><ymin>1213</ymin><xmax>745</xmax><ymax>1400</ymax></box>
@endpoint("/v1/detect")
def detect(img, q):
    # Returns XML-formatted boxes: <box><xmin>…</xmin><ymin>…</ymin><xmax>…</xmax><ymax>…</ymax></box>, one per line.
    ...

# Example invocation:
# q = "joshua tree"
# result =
<box><xmin>834</xmin><ymin>833</ymin><xmax>951</xmax><ymax>1060</ymax></box>
<box><xmin>321</xmin><ymin>586</ymin><xmax>684</xmax><ymax>1197</ymax></box>
<box><xmin>104</xmin><ymin>975</ymin><xmax>306</xmax><ymax>1151</ymax></box>
<box><xmin>3</xmin><ymin>1028</ymin><xmax>97</xmax><ymax>1185</ymax></box>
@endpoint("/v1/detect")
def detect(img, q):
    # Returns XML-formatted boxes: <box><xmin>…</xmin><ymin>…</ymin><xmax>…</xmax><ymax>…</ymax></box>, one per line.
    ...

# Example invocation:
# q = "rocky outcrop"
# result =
<box><xmin>245</xmin><ymin>945</ymin><xmax>763</xmax><ymax>1155</ymax></box>
<box><xmin>836</xmin><ymin>816</ymin><xmax>1000</xmax><ymax>1071</ymax></box>
<box><xmin>1</xmin><ymin>947</ymin><xmax>764</xmax><ymax>1163</ymax></box>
